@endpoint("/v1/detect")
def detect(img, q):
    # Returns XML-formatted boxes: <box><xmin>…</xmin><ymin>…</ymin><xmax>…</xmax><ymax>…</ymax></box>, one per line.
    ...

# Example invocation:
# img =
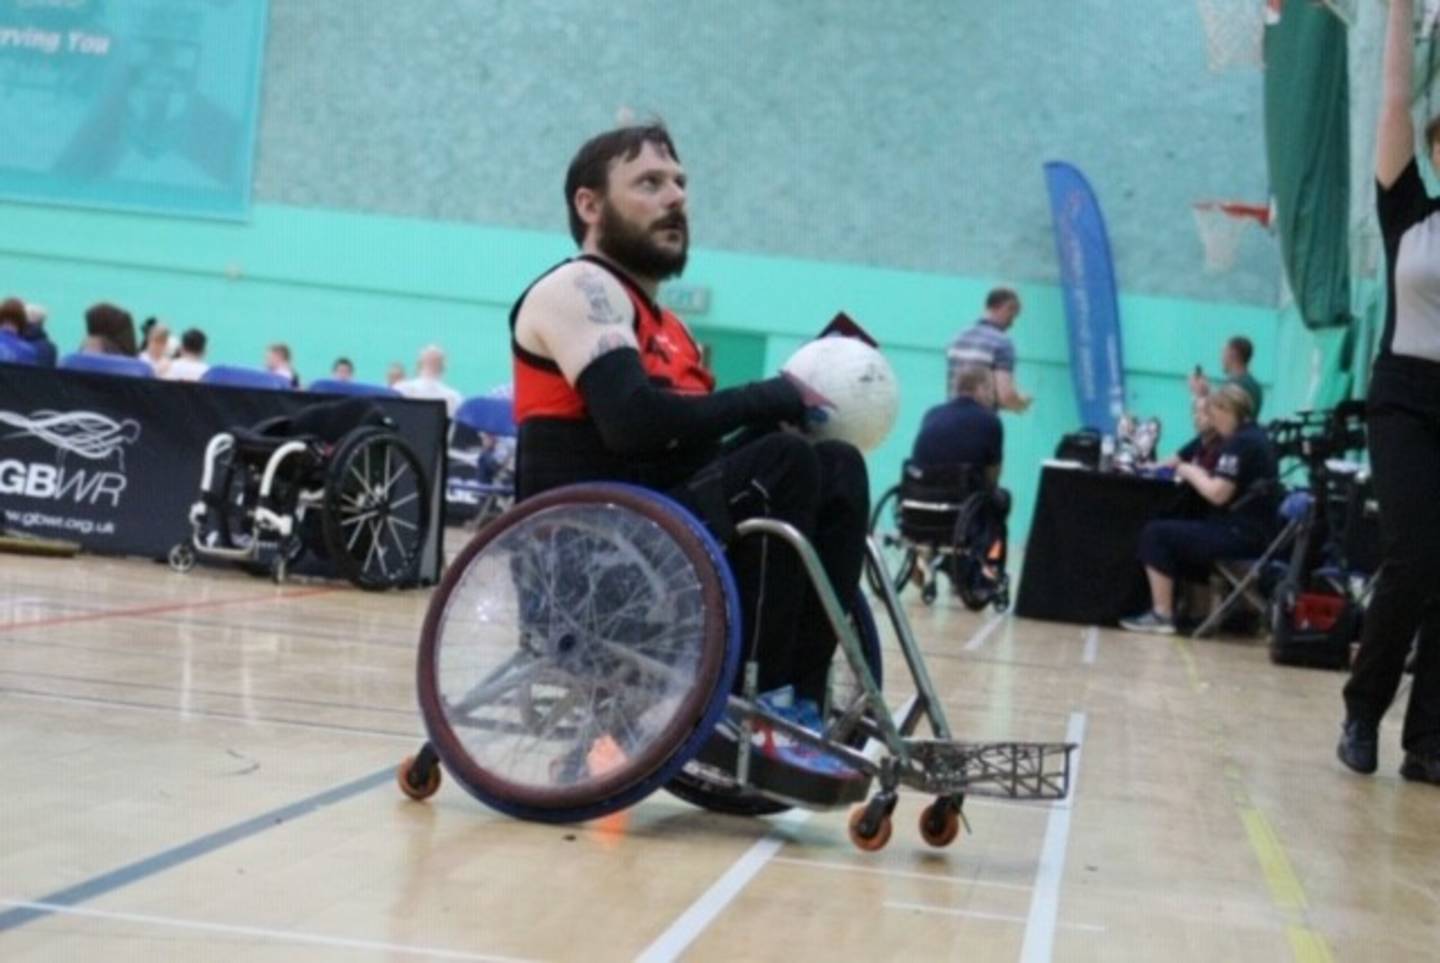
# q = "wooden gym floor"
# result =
<box><xmin>0</xmin><ymin>540</ymin><xmax>1434</xmax><ymax>962</ymax></box>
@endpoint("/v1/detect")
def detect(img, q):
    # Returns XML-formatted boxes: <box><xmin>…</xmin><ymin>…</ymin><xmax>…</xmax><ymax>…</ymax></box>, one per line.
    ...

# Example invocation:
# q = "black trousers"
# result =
<box><xmin>670</xmin><ymin>433</ymin><xmax>869</xmax><ymax>704</ymax></box>
<box><xmin>1137</xmin><ymin>518</ymin><xmax>1268</xmax><ymax>580</ymax></box>
<box><xmin>1344</xmin><ymin>383</ymin><xmax>1440</xmax><ymax>753</ymax></box>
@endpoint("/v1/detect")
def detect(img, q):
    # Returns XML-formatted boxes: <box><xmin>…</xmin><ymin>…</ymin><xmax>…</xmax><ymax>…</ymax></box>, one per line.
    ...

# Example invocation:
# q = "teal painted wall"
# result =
<box><xmin>2</xmin><ymin>200</ymin><xmax>1274</xmax><ymax>545</ymax></box>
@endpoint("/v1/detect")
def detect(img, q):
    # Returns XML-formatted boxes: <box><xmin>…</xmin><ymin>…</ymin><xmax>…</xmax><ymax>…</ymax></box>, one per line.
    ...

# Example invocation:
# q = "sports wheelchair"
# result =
<box><xmin>168</xmin><ymin>398</ymin><xmax>431</xmax><ymax>590</ymax></box>
<box><xmin>396</xmin><ymin>482</ymin><xmax>1071</xmax><ymax>851</ymax></box>
<box><xmin>868</xmin><ymin>460</ymin><xmax>1011</xmax><ymax>611</ymax></box>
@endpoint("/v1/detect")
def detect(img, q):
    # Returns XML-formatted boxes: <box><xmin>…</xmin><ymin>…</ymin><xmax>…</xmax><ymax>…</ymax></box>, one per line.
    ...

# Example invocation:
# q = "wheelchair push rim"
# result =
<box><xmin>322</xmin><ymin>428</ymin><xmax>430</xmax><ymax>590</ymax></box>
<box><xmin>416</xmin><ymin>483</ymin><xmax>741</xmax><ymax>823</ymax></box>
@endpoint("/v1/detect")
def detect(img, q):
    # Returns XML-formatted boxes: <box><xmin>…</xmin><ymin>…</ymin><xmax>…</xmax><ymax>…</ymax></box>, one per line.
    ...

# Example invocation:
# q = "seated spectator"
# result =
<box><xmin>385</xmin><ymin>361</ymin><xmax>405</xmax><ymax>387</ymax></box>
<box><xmin>164</xmin><ymin>328</ymin><xmax>210</xmax><ymax>381</ymax></box>
<box><xmin>0</xmin><ymin>297</ymin><xmax>41</xmax><ymax>364</ymax></box>
<box><xmin>1163</xmin><ymin>396</ymin><xmax>1222</xmax><ymax>472</ymax></box>
<box><xmin>139</xmin><ymin>317</ymin><xmax>172</xmax><ymax>376</ymax></box>
<box><xmin>1122</xmin><ymin>384</ymin><xmax>1279</xmax><ymax>635</ymax></box>
<box><xmin>265</xmin><ymin>343</ymin><xmax>300</xmax><ymax>388</ymax></box>
<box><xmin>911</xmin><ymin>366</ymin><xmax>1003</xmax><ymax>487</ymax></box>
<box><xmin>21</xmin><ymin>302</ymin><xmax>56</xmax><ymax>367</ymax></box>
<box><xmin>84</xmin><ymin>302</ymin><xmax>138</xmax><ymax>356</ymax></box>
<box><xmin>331</xmin><ymin>357</ymin><xmax>355</xmax><ymax>381</ymax></box>
<box><xmin>395</xmin><ymin>344</ymin><xmax>463</xmax><ymax>415</ymax></box>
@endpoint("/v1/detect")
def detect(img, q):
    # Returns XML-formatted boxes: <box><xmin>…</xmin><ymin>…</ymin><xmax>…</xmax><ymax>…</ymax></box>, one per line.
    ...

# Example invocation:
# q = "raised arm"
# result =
<box><xmin>1377</xmin><ymin>0</ymin><xmax>1416</xmax><ymax>188</ymax></box>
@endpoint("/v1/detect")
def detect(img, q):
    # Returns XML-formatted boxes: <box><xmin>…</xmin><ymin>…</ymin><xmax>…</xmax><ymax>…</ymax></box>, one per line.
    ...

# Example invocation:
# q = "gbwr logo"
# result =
<box><xmin>0</xmin><ymin>410</ymin><xmax>140</xmax><ymax>507</ymax></box>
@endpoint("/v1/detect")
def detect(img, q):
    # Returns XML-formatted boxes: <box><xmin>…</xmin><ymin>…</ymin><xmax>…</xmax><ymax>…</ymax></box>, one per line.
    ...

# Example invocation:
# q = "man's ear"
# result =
<box><xmin>574</xmin><ymin>187</ymin><xmax>604</xmax><ymax>232</ymax></box>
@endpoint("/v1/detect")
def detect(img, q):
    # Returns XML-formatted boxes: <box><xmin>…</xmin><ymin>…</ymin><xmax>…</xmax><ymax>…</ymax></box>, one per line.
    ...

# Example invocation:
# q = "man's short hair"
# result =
<box><xmin>0</xmin><ymin>297</ymin><xmax>26</xmax><ymax>332</ymax></box>
<box><xmin>268</xmin><ymin>343</ymin><xmax>292</xmax><ymax>362</ymax></box>
<box><xmin>985</xmin><ymin>287</ymin><xmax>1019</xmax><ymax>311</ymax></box>
<box><xmin>564</xmin><ymin>124</ymin><xmax>679</xmax><ymax>244</ymax></box>
<box><xmin>953</xmin><ymin>364</ymin><xmax>995</xmax><ymax>400</ymax></box>
<box><xmin>180</xmin><ymin>328</ymin><xmax>207</xmax><ymax>355</ymax></box>
<box><xmin>333</xmin><ymin>357</ymin><xmax>353</xmax><ymax>370</ymax></box>
<box><xmin>1226</xmin><ymin>336</ymin><xmax>1253</xmax><ymax>366</ymax></box>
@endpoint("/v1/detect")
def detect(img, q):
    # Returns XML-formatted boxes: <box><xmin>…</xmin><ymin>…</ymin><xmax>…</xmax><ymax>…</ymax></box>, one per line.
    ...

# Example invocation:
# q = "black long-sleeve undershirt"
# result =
<box><xmin>575</xmin><ymin>347</ymin><xmax>805</xmax><ymax>456</ymax></box>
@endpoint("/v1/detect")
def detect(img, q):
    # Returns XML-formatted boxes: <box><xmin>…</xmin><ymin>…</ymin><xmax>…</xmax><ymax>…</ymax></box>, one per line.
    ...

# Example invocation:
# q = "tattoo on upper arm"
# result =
<box><xmin>574</xmin><ymin>269</ymin><xmax>627</xmax><ymax>326</ymax></box>
<box><xmin>587</xmin><ymin>331</ymin><xmax>631</xmax><ymax>364</ymax></box>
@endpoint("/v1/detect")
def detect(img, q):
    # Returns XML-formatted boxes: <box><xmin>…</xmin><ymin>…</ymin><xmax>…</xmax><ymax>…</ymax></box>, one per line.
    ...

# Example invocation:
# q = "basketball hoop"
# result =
<box><xmin>1192</xmin><ymin>201</ymin><xmax>1272</xmax><ymax>273</ymax></box>
<box><xmin>1196</xmin><ymin>0</ymin><xmax>1283</xmax><ymax>71</ymax></box>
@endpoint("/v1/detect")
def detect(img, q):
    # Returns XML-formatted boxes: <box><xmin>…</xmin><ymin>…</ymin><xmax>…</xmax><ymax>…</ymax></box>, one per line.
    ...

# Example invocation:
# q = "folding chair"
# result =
<box><xmin>1193</xmin><ymin>490</ymin><xmax>1314</xmax><ymax>639</ymax></box>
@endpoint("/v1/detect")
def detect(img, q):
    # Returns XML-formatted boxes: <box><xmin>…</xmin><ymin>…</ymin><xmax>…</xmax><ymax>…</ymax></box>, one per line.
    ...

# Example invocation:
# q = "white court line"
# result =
<box><xmin>770</xmin><ymin>856</ymin><xmax>1033</xmax><ymax>893</ymax></box>
<box><xmin>963</xmin><ymin>614</ymin><xmax>1006</xmax><ymax>651</ymax></box>
<box><xmin>1020</xmin><ymin>711</ymin><xmax>1088</xmax><ymax>962</ymax></box>
<box><xmin>635</xmin><ymin>810</ymin><xmax>810</xmax><ymax>963</ymax></box>
<box><xmin>1081</xmin><ymin>627</ymin><xmax>1099</xmax><ymax>665</ymax></box>
<box><xmin>885</xmin><ymin>900</ymin><xmax>1105</xmax><ymax>933</ymax></box>
<box><xmin>0</xmin><ymin>899</ymin><xmax>537</xmax><ymax>963</ymax></box>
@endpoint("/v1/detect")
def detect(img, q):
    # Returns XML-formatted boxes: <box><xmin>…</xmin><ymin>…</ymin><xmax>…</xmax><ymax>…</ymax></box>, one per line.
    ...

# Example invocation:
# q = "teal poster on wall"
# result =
<box><xmin>0</xmin><ymin>0</ymin><xmax>267</xmax><ymax>220</ymax></box>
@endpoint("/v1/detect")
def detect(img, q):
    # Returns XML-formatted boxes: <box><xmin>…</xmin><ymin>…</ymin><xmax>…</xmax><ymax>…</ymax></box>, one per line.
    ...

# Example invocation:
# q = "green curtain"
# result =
<box><xmin>1264</xmin><ymin>1</ymin><xmax>1351</xmax><ymax>331</ymax></box>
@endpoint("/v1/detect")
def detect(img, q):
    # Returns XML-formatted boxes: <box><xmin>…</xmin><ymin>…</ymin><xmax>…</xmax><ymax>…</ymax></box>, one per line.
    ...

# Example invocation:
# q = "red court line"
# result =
<box><xmin>0</xmin><ymin>586</ymin><xmax>339</xmax><ymax>634</ymax></box>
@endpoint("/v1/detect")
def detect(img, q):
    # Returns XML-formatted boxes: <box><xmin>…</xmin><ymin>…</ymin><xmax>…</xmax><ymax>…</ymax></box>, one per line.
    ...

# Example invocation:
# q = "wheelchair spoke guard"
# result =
<box><xmin>417</xmin><ymin>484</ymin><xmax>740</xmax><ymax>823</ymax></box>
<box><xmin>322</xmin><ymin>429</ymin><xmax>430</xmax><ymax>590</ymax></box>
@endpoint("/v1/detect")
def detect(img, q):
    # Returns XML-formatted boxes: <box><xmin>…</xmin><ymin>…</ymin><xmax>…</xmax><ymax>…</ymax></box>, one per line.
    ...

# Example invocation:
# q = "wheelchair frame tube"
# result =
<box><xmin>863</xmin><ymin>534</ymin><xmax>954</xmax><ymax>743</ymax></box>
<box><xmin>732</xmin><ymin>518</ymin><xmax>910</xmax><ymax>764</ymax></box>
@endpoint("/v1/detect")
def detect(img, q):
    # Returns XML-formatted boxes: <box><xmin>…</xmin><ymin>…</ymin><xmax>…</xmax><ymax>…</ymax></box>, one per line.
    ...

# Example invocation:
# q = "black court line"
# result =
<box><xmin>0</xmin><ymin>766</ymin><xmax>392</xmax><ymax>933</ymax></box>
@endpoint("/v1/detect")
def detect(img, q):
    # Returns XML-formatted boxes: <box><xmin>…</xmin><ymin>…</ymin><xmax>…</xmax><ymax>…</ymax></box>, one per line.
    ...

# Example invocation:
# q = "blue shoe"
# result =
<box><xmin>754</xmin><ymin>687</ymin><xmax>856</xmax><ymax>778</ymax></box>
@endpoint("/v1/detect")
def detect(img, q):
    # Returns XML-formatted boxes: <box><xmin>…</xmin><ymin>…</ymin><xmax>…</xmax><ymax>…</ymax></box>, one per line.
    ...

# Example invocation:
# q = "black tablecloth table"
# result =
<box><xmin>1015</xmin><ymin>465</ymin><xmax>1193</xmax><ymax>626</ymax></box>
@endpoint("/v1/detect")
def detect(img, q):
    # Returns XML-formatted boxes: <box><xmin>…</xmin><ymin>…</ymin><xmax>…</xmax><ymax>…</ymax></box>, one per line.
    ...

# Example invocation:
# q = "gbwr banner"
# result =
<box><xmin>0</xmin><ymin>363</ymin><xmax>446</xmax><ymax>582</ymax></box>
<box><xmin>1043</xmin><ymin>160</ymin><xmax>1128</xmax><ymax>435</ymax></box>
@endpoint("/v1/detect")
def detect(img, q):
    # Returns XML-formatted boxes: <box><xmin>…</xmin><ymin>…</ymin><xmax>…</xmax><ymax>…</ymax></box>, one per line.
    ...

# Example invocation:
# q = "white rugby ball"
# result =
<box><xmin>781</xmin><ymin>336</ymin><xmax>899</xmax><ymax>452</ymax></box>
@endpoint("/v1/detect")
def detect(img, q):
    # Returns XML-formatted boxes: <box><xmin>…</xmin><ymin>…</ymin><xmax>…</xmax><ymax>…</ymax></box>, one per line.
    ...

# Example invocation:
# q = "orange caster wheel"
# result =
<box><xmin>918</xmin><ymin>799</ymin><xmax>962</xmax><ymax>848</ymax></box>
<box><xmin>397</xmin><ymin>754</ymin><xmax>441</xmax><ymax>801</ymax></box>
<box><xmin>848</xmin><ymin>804</ymin><xmax>893</xmax><ymax>852</ymax></box>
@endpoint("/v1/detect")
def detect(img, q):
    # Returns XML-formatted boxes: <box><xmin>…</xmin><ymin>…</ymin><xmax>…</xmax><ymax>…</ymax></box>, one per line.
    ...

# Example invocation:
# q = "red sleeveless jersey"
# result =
<box><xmin>512</xmin><ymin>256</ymin><xmax>714</xmax><ymax>422</ymax></box>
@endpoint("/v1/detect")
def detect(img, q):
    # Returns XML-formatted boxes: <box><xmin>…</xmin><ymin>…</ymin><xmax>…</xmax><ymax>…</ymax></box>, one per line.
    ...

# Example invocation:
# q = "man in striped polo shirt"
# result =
<box><xmin>946</xmin><ymin>287</ymin><xmax>1032</xmax><ymax>413</ymax></box>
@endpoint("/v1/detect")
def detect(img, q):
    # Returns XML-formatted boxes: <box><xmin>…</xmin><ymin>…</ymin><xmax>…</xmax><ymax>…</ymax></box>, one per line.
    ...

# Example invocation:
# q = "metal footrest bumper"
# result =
<box><xmin>906</xmin><ymin>740</ymin><xmax>1076</xmax><ymax>800</ymax></box>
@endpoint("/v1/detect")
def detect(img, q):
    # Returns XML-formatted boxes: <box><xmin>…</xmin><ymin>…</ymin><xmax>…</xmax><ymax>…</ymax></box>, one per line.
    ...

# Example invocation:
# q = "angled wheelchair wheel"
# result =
<box><xmin>322</xmin><ymin>429</ymin><xmax>430</xmax><ymax>590</ymax></box>
<box><xmin>417</xmin><ymin>483</ymin><xmax>741</xmax><ymax>824</ymax></box>
<box><xmin>666</xmin><ymin>594</ymin><xmax>884</xmax><ymax>817</ymax></box>
<box><xmin>867</xmin><ymin>485</ymin><xmax>916</xmax><ymax>595</ymax></box>
<box><xmin>952</xmin><ymin>492</ymin><xmax>999</xmax><ymax>612</ymax></box>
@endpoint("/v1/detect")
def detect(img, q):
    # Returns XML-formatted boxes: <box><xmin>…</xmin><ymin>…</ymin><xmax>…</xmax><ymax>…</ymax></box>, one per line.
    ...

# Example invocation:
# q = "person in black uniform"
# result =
<box><xmin>1338</xmin><ymin>0</ymin><xmax>1440</xmax><ymax>785</ymax></box>
<box><xmin>1121</xmin><ymin>385</ymin><xmax>1278</xmax><ymax>635</ymax></box>
<box><xmin>508</xmin><ymin>125</ymin><xmax>868</xmax><ymax>774</ymax></box>
<box><xmin>911</xmin><ymin>366</ymin><xmax>1004</xmax><ymax>485</ymax></box>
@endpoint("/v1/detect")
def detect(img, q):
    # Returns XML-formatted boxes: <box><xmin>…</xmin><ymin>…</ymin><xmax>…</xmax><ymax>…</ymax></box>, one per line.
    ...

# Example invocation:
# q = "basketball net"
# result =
<box><xmin>1192</xmin><ymin>201</ymin><xmax>1272</xmax><ymax>273</ymax></box>
<box><xmin>1196</xmin><ymin>0</ymin><xmax>1283</xmax><ymax>70</ymax></box>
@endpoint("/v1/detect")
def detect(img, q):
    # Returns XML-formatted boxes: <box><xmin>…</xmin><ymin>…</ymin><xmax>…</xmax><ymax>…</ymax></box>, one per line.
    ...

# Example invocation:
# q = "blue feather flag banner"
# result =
<box><xmin>1043</xmin><ymin>161</ymin><xmax>1127</xmax><ymax>433</ymax></box>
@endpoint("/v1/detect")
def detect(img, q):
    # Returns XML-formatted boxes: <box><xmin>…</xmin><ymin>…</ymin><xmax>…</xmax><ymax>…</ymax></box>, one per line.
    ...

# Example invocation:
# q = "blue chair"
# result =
<box><xmin>448</xmin><ymin>395</ymin><xmax>517</xmax><ymax>528</ymax></box>
<box><xmin>308</xmin><ymin>378</ymin><xmax>399</xmax><ymax>398</ymax></box>
<box><xmin>59</xmin><ymin>353</ymin><xmax>152</xmax><ymax>378</ymax></box>
<box><xmin>201</xmin><ymin>365</ymin><xmax>291</xmax><ymax>391</ymax></box>
<box><xmin>454</xmin><ymin>395</ymin><xmax>516</xmax><ymax>437</ymax></box>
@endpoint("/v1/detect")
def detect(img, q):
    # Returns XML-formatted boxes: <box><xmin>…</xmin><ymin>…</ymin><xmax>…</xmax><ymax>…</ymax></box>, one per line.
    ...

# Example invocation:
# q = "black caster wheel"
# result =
<box><xmin>397</xmin><ymin>752</ymin><xmax>442</xmax><ymax>801</ymax></box>
<box><xmin>168</xmin><ymin>543</ymin><xmax>196</xmax><ymax>573</ymax></box>
<box><xmin>919</xmin><ymin>797</ymin><xmax>962</xmax><ymax>848</ymax></box>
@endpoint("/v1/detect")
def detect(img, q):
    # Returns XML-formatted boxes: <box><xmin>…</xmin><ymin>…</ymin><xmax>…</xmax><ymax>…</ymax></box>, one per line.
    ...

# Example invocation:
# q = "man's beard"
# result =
<box><xmin>596</xmin><ymin>202</ymin><xmax>688</xmax><ymax>280</ymax></box>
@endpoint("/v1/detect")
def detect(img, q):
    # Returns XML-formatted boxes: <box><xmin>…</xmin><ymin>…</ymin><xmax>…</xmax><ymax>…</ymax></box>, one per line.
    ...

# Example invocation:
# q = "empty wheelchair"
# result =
<box><xmin>397</xmin><ymin>481</ymin><xmax>1072</xmax><ymax>851</ymax></box>
<box><xmin>168</xmin><ymin>398</ymin><xmax>431</xmax><ymax>590</ymax></box>
<box><xmin>869</xmin><ymin>460</ymin><xmax>1011</xmax><ymax>611</ymax></box>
